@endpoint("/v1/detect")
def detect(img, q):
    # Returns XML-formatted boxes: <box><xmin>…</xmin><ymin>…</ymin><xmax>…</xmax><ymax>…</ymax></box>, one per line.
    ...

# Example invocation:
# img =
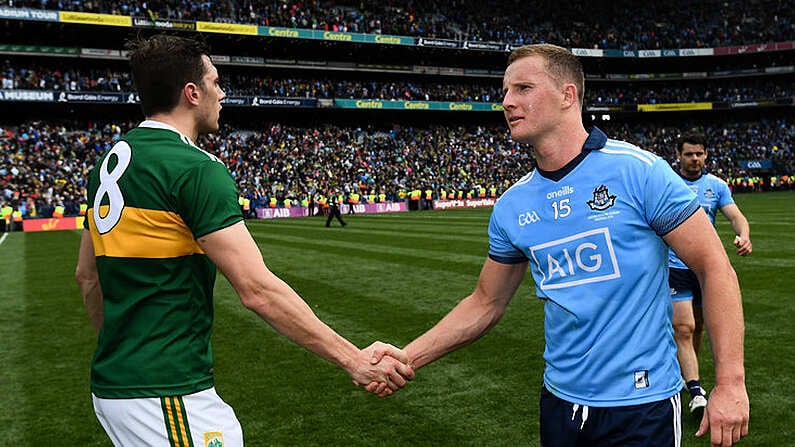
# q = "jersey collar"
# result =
<box><xmin>678</xmin><ymin>170</ymin><xmax>705</xmax><ymax>182</ymax></box>
<box><xmin>138</xmin><ymin>120</ymin><xmax>197</xmax><ymax>147</ymax></box>
<box><xmin>537</xmin><ymin>127</ymin><xmax>607</xmax><ymax>181</ymax></box>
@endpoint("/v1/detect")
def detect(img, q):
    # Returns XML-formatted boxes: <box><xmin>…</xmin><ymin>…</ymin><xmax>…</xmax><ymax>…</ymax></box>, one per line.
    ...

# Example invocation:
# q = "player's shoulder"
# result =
<box><xmin>126</xmin><ymin>126</ymin><xmax>222</xmax><ymax>165</ymax></box>
<box><xmin>593</xmin><ymin>138</ymin><xmax>660</xmax><ymax>167</ymax></box>
<box><xmin>704</xmin><ymin>172</ymin><xmax>729</xmax><ymax>186</ymax></box>
<box><xmin>496</xmin><ymin>170</ymin><xmax>537</xmax><ymax>205</ymax></box>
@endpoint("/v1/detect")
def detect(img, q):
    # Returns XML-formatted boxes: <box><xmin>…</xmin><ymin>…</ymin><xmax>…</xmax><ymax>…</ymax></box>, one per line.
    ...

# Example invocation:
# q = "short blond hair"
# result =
<box><xmin>508</xmin><ymin>44</ymin><xmax>585</xmax><ymax>107</ymax></box>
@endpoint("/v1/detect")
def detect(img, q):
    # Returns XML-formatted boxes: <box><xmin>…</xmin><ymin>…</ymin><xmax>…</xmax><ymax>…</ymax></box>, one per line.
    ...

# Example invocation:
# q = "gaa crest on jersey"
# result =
<box><xmin>586</xmin><ymin>185</ymin><xmax>616</xmax><ymax>211</ymax></box>
<box><xmin>703</xmin><ymin>188</ymin><xmax>715</xmax><ymax>199</ymax></box>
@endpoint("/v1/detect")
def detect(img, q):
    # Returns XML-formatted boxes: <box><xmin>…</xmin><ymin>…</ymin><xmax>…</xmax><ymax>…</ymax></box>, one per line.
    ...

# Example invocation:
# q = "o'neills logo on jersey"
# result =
<box><xmin>546</xmin><ymin>185</ymin><xmax>574</xmax><ymax>199</ymax></box>
<box><xmin>586</xmin><ymin>185</ymin><xmax>616</xmax><ymax>211</ymax></box>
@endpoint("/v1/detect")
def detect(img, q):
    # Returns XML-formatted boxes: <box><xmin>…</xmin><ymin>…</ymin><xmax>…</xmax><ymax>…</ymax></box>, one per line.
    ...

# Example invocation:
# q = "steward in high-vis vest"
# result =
<box><xmin>347</xmin><ymin>192</ymin><xmax>359</xmax><ymax>215</ymax></box>
<box><xmin>12</xmin><ymin>210</ymin><xmax>23</xmax><ymax>231</ymax></box>
<box><xmin>409</xmin><ymin>189</ymin><xmax>421</xmax><ymax>211</ymax></box>
<box><xmin>318</xmin><ymin>195</ymin><xmax>329</xmax><ymax>215</ymax></box>
<box><xmin>0</xmin><ymin>204</ymin><xmax>11</xmax><ymax>232</ymax></box>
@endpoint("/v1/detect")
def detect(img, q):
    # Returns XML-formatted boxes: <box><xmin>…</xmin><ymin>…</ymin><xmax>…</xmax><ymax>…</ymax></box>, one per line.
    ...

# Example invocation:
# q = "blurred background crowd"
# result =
<box><xmin>2</xmin><ymin>61</ymin><xmax>792</xmax><ymax>104</ymax></box>
<box><xmin>10</xmin><ymin>0</ymin><xmax>794</xmax><ymax>49</ymax></box>
<box><xmin>1</xmin><ymin>0</ymin><xmax>792</xmax><ymax>222</ymax></box>
<box><xmin>2</xmin><ymin>117</ymin><xmax>792</xmax><ymax>219</ymax></box>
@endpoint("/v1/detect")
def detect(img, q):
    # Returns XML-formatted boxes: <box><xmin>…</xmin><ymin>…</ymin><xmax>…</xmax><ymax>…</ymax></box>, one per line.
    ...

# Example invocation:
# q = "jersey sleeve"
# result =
<box><xmin>487</xmin><ymin>206</ymin><xmax>529</xmax><ymax>264</ymax></box>
<box><xmin>643</xmin><ymin>159</ymin><xmax>700</xmax><ymax>236</ymax></box>
<box><xmin>174</xmin><ymin>159</ymin><xmax>244</xmax><ymax>239</ymax></box>
<box><xmin>716</xmin><ymin>178</ymin><xmax>736</xmax><ymax>208</ymax></box>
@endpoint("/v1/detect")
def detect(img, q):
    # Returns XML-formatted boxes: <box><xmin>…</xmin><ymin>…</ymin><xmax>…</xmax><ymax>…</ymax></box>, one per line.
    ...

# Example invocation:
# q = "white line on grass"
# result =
<box><xmin>0</xmin><ymin>232</ymin><xmax>7</xmax><ymax>247</ymax></box>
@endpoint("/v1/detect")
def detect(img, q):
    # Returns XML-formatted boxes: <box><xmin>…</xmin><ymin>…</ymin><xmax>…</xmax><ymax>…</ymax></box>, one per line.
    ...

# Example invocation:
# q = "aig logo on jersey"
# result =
<box><xmin>529</xmin><ymin>227</ymin><xmax>621</xmax><ymax>290</ymax></box>
<box><xmin>518</xmin><ymin>210</ymin><xmax>541</xmax><ymax>226</ymax></box>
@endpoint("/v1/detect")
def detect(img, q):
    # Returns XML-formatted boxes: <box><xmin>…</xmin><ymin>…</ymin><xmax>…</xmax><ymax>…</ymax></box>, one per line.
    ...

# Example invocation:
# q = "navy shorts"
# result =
<box><xmin>540</xmin><ymin>386</ymin><xmax>681</xmax><ymax>447</ymax></box>
<box><xmin>669</xmin><ymin>267</ymin><xmax>702</xmax><ymax>307</ymax></box>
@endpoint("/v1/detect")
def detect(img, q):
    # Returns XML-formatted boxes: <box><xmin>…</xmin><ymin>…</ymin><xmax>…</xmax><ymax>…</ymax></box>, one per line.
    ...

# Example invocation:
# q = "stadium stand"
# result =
<box><xmin>2</xmin><ymin>59</ymin><xmax>791</xmax><ymax>104</ymax></box>
<box><xmin>10</xmin><ymin>0</ymin><xmax>795</xmax><ymax>49</ymax></box>
<box><xmin>0</xmin><ymin>1</ymin><xmax>792</xmax><ymax>224</ymax></box>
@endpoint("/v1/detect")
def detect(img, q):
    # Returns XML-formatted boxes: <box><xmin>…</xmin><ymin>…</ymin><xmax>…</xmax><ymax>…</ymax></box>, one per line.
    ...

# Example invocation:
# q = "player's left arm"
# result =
<box><xmin>664</xmin><ymin>209</ymin><xmax>749</xmax><ymax>446</ymax></box>
<box><xmin>75</xmin><ymin>229</ymin><xmax>103</xmax><ymax>333</ymax></box>
<box><xmin>720</xmin><ymin>203</ymin><xmax>752</xmax><ymax>256</ymax></box>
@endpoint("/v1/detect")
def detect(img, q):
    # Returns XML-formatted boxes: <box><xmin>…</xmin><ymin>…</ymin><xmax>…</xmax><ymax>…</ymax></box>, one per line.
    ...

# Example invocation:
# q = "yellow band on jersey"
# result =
<box><xmin>88</xmin><ymin>205</ymin><xmax>204</xmax><ymax>258</ymax></box>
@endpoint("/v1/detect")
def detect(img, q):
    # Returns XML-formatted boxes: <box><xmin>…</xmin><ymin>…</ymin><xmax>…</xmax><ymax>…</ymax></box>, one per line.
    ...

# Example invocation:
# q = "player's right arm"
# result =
<box><xmin>75</xmin><ymin>229</ymin><xmax>103</xmax><ymax>333</ymax></box>
<box><xmin>664</xmin><ymin>208</ymin><xmax>748</xmax><ymax>446</ymax></box>
<box><xmin>403</xmin><ymin>257</ymin><xmax>527</xmax><ymax>370</ymax></box>
<box><xmin>720</xmin><ymin>203</ymin><xmax>752</xmax><ymax>256</ymax></box>
<box><xmin>365</xmin><ymin>257</ymin><xmax>526</xmax><ymax>395</ymax></box>
<box><xmin>197</xmin><ymin>221</ymin><xmax>413</xmax><ymax>393</ymax></box>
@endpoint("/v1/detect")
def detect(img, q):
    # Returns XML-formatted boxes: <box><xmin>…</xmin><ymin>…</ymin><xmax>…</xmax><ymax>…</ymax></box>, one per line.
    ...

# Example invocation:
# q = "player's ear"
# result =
<box><xmin>183</xmin><ymin>82</ymin><xmax>201</xmax><ymax>106</ymax></box>
<box><xmin>562</xmin><ymin>83</ymin><xmax>577</xmax><ymax>109</ymax></box>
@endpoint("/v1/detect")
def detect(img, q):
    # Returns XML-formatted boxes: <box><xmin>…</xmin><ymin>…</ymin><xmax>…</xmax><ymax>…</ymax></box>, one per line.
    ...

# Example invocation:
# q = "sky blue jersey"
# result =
<box><xmin>668</xmin><ymin>172</ymin><xmax>734</xmax><ymax>269</ymax></box>
<box><xmin>488</xmin><ymin>128</ymin><xmax>699</xmax><ymax>407</ymax></box>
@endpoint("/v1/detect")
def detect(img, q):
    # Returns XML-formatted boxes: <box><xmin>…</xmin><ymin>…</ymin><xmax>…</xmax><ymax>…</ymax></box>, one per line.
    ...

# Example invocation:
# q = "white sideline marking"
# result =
<box><xmin>0</xmin><ymin>232</ymin><xmax>7</xmax><ymax>247</ymax></box>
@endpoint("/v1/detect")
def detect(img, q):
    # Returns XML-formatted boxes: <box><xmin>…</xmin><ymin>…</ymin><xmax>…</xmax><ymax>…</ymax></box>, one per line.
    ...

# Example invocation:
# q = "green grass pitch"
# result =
<box><xmin>1</xmin><ymin>191</ymin><xmax>793</xmax><ymax>446</ymax></box>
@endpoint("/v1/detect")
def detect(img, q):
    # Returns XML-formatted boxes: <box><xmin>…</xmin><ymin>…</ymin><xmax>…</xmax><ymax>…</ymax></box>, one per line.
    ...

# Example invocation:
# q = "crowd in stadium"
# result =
<box><xmin>2</xmin><ymin>1</ymin><xmax>792</xmax><ymax>224</ymax></box>
<box><xmin>10</xmin><ymin>0</ymin><xmax>794</xmax><ymax>49</ymax></box>
<box><xmin>2</xmin><ymin>118</ymin><xmax>792</xmax><ymax>220</ymax></box>
<box><xmin>3</xmin><ymin>62</ymin><xmax>791</xmax><ymax>104</ymax></box>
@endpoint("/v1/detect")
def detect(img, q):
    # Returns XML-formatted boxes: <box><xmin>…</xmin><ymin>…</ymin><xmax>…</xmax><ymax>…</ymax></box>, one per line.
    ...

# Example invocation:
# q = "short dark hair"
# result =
<box><xmin>679</xmin><ymin>131</ymin><xmax>708</xmax><ymax>152</ymax></box>
<box><xmin>507</xmin><ymin>44</ymin><xmax>585</xmax><ymax>107</ymax></box>
<box><xmin>126</xmin><ymin>34</ymin><xmax>210</xmax><ymax>117</ymax></box>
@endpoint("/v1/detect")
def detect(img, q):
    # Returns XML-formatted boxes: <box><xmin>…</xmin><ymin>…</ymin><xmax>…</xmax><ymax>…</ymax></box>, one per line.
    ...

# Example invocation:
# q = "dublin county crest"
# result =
<box><xmin>587</xmin><ymin>185</ymin><xmax>617</xmax><ymax>211</ymax></box>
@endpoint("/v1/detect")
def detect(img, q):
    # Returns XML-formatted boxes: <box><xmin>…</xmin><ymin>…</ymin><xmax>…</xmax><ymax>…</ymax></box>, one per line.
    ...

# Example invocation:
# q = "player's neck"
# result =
<box><xmin>533</xmin><ymin>126</ymin><xmax>589</xmax><ymax>172</ymax></box>
<box><xmin>680</xmin><ymin>169</ymin><xmax>702</xmax><ymax>181</ymax></box>
<box><xmin>148</xmin><ymin>111</ymin><xmax>198</xmax><ymax>143</ymax></box>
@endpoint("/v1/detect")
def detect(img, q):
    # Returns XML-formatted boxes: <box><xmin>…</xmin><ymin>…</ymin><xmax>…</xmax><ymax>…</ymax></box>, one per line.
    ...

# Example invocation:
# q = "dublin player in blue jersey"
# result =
<box><xmin>369</xmin><ymin>44</ymin><xmax>748</xmax><ymax>446</ymax></box>
<box><xmin>669</xmin><ymin>132</ymin><xmax>752</xmax><ymax>421</ymax></box>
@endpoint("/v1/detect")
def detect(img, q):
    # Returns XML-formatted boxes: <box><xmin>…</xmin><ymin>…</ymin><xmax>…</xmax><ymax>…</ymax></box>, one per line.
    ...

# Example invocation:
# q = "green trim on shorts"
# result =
<box><xmin>161</xmin><ymin>396</ymin><xmax>194</xmax><ymax>446</ymax></box>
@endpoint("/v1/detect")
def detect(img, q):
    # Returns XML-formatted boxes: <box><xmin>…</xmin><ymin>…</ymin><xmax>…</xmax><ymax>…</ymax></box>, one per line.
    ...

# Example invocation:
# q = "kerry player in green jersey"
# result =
<box><xmin>75</xmin><ymin>34</ymin><xmax>412</xmax><ymax>446</ymax></box>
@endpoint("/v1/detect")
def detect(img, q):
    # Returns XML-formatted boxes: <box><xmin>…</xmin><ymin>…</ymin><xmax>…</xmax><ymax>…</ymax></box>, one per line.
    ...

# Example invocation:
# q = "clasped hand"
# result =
<box><xmin>349</xmin><ymin>342</ymin><xmax>414</xmax><ymax>397</ymax></box>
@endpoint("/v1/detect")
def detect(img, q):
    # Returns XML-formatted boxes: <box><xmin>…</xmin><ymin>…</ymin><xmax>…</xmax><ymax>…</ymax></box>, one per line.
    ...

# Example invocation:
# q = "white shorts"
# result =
<box><xmin>92</xmin><ymin>387</ymin><xmax>243</xmax><ymax>446</ymax></box>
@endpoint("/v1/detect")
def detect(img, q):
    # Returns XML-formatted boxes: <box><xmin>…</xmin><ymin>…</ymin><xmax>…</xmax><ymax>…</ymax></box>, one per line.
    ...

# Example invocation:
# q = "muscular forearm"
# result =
<box><xmin>698</xmin><ymin>265</ymin><xmax>745</xmax><ymax>384</ymax></box>
<box><xmin>76</xmin><ymin>230</ymin><xmax>103</xmax><ymax>332</ymax></box>
<box><xmin>729</xmin><ymin>216</ymin><xmax>750</xmax><ymax>240</ymax></box>
<box><xmin>405</xmin><ymin>293</ymin><xmax>505</xmax><ymax>370</ymax></box>
<box><xmin>80</xmin><ymin>279</ymin><xmax>104</xmax><ymax>333</ymax></box>
<box><xmin>241</xmin><ymin>273</ymin><xmax>360</xmax><ymax>372</ymax></box>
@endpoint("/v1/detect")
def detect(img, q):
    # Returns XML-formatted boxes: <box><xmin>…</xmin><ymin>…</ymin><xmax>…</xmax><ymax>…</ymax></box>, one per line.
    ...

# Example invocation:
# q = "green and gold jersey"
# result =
<box><xmin>85</xmin><ymin>121</ymin><xmax>242</xmax><ymax>398</ymax></box>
